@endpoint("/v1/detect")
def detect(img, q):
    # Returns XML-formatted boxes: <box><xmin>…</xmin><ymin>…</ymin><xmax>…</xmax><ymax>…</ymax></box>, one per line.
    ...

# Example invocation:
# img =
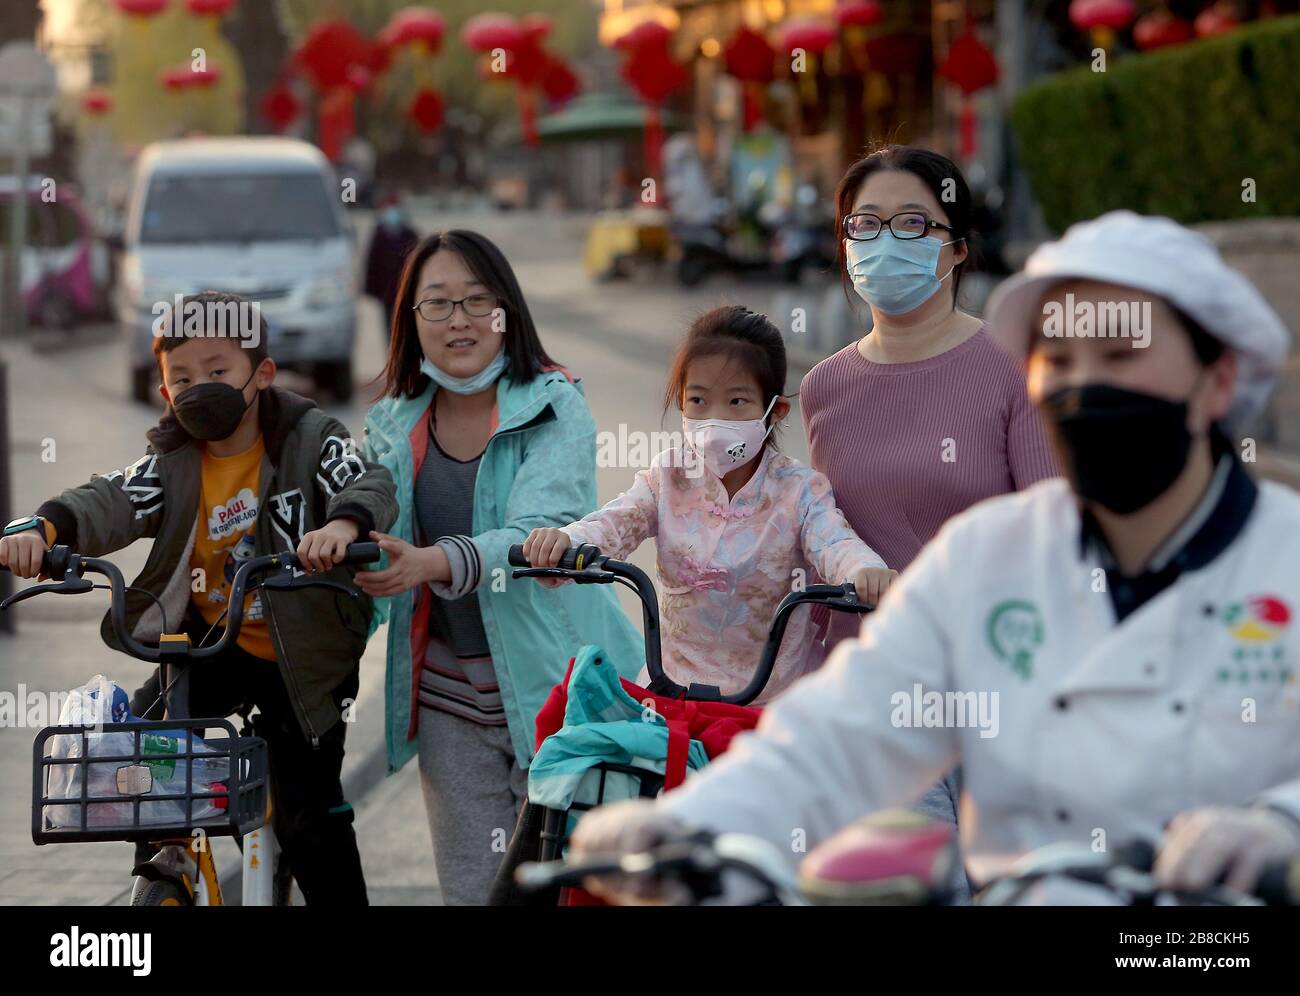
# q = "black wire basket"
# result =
<box><xmin>32</xmin><ymin>717</ymin><xmax>268</xmax><ymax>845</ymax></box>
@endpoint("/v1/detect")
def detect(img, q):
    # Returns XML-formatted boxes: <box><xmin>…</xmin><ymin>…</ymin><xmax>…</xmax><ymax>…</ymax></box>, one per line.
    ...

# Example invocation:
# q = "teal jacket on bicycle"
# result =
<box><xmin>363</xmin><ymin>367</ymin><xmax>645</xmax><ymax>774</ymax></box>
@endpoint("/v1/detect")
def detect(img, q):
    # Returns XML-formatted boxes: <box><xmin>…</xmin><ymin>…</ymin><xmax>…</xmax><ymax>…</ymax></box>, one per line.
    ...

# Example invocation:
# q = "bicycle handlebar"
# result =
<box><xmin>507</xmin><ymin>542</ymin><xmax>872</xmax><ymax>705</ymax></box>
<box><xmin>518</xmin><ymin>832</ymin><xmax>1300</xmax><ymax>907</ymax></box>
<box><xmin>2</xmin><ymin>542</ymin><xmax>381</xmax><ymax>663</ymax></box>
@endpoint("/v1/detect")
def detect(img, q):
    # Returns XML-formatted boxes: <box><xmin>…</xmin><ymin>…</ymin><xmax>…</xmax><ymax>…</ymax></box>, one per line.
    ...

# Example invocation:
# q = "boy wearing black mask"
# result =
<box><xmin>0</xmin><ymin>290</ymin><xmax>397</xmax><ymax>904</ymax></box>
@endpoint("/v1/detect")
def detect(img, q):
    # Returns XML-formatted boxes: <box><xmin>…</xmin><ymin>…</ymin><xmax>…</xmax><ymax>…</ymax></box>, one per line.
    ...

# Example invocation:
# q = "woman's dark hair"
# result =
<box><xmin>834</xmin><ymin>144</ymin><xmax>974</xmax><ymax>311</ymax></box>
<box><xmin>663</xmin><ymin>305</ymin><xmax>787</xmax><ymax>445</ymax></box>
<box><xmin>379</xmin><ymin>229</ymin><xmax>557</xmax><ymax>399</ymax></box>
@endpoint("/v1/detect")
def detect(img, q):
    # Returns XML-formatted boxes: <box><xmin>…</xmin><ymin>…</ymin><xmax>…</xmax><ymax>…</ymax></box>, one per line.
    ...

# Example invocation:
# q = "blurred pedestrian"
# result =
<box><xmin>364</xmin><ymin>193</ymin><xmax>419</xmax><ymax>339</ymax></box>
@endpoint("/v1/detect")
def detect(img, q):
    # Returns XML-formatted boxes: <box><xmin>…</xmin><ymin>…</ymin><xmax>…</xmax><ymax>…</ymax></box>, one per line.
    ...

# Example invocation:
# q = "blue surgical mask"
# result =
<box><xmin>845</xmin><ymin>233</ymin><xmax>960</xmax><ymax>315</ymax></box>
<box><xmin>420</xmin><ymin>349</ymin><xmax>508</xmax><ymax>395</ymax></box>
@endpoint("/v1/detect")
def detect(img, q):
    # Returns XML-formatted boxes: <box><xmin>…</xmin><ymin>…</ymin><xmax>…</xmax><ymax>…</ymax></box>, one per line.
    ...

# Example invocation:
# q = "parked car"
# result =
<box><xmin>113</xmin><ymin>137</ymin><xmax>358</xmax><ymax>405</ymax></box>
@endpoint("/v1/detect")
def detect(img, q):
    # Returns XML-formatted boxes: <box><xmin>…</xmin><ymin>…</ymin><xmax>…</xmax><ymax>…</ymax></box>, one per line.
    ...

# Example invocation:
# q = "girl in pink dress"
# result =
<box><xmin>524</xmin><ymin>305</ymin><xmax>894</xmax><ymax>702</ymax></box>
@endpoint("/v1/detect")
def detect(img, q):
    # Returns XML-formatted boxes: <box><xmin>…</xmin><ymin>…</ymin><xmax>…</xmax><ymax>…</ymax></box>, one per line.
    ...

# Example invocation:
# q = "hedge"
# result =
<box><xmin>1011</xmin><ymin>14</ymin><xmax>1300</xmax><ymax>233</ymax></box>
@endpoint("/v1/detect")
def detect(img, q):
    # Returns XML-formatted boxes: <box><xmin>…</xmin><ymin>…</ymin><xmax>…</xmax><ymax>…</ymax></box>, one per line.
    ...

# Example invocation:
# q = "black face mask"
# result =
<box><xmin>171</xmin><ymin>369</ymin><xmax>257</xmax><ymax>441</ymax></box>
<box><xmin>1040</xmin><ymin>382</ymin><xmax>1198</xmax><ymax>515</ymax></box>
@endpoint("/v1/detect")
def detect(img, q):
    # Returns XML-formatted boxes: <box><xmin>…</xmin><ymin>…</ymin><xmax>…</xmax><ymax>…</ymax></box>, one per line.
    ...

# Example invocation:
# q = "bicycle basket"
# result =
<box><xmin>32</xmin><ymin>717</ymin><xmax>268</xmax><ymax>845</ymax></box>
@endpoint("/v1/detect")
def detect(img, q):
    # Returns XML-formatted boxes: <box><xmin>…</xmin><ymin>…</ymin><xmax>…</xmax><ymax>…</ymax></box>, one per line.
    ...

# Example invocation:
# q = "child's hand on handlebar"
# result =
<box><xmin>297</xmin><ymin>518</ymin><xmax>361</xmax><ymax>573</ymax></box>
<box><xmin>523</xmin><ymin>527</ymin><xmax>572</xmax><ymax>588</ymax></box>
<box><xmin>568</xmin><ymin>799</ymin><xmax>696</xmax><ymax>905</ymax></box>
<box><xmin>853</xmin><ymin>566</ymin><xmax>898</xmax><ymax>606</ymax></box>
<box><xmin>0</xmin><ymin>531</ymin><xmax>50</xmax><ymax>580</ymax></box>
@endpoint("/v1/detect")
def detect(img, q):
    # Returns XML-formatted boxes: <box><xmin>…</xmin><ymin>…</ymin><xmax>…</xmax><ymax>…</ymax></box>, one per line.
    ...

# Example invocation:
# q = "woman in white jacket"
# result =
<box><xmin>570</xmin><ymin>211</ymin><xmax>1300</xmax><ymax>902</ymax></box>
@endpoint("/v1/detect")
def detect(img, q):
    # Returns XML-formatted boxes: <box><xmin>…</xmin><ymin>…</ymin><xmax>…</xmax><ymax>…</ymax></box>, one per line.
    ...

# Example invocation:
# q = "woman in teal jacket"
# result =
<box><xmin>357</xmin><ymin>230</ymin><xmax>643</xmax><ymax>904</ymax></box>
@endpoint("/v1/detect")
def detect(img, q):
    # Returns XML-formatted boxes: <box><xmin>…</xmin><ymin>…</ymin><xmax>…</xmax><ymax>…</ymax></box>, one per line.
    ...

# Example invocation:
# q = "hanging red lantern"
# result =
<box><xmin>618</xmin><ymin>39</ymin><xmax>687</xmax><ymax>177</ymax></box>
<box><xmin>1133</xmin><ymin>7</ymin><xmax>1194</xmax><ymax>49</ymax></box>
<box><xmin>776</xmin><ymin>19</ymin><xmax>836</xmax><ymax>57</ymax></box>
<box><xmin>614</xmin><ymin>21</ymin><xmax>673</xmax><ymax>52</ymax></box>
<box><xmin>295</xmin><ymin>18</ymin><xmax>374</xmax><ymax>92</ymax></box>
<box><xmin>1069</xmin><ymin>0</ymin><xmax>1136</xmax><ymax>50</ymax></box>
<box><xmin>775</xmin><ymin>19</ymin><xmax>835</xmax><ymax>106</ymax></box>
<box><xmin>937</xmin><ymin>30</ymin><xmax>998</xmax><ymax>95</ymax></box>
<box><xmin>937</xmin><ymin>30</ymin><xmax>998</xmax><ymax>159</ymax></box>
<box><xmin>318</xmin><ymin>87</ymin><xmax>355</xmax><ymax>162</ymax></box>
<box><xmin>259</xmin><ymin>81</ymin><xmax>302</xmax><ymax>131</ymax></box>
<box><xmin>160</xmin><ymin>66</ymin><xmax>193</xmax><ymax>90</ymax></box>
<box><xmin>1194</xmin><ymin>1</ymin><xmax>1240</xmax><ymax>37</ymax></box>
<box><xmin>407</xmin><ymin>86</ymin><xmax>444</xmax><ymax>133</ymax></box>
<box><xmin>836</xmin><ymin>1</ymin><xmax>883</xmax><ymax>28</ymax></box>
<box><xmin>378</xmin><ymin>7</ymin><xmax>446</xmax><ymax>54</ymax></box>
<box><xmin>82</xmin><ymin>89</ymin><xmax>113</xmax><ymax>116</ymax></box>
<box><xmin>188</xmin><ymin>66</ymin><xmax>221</xmax><ymax>87</ymax></box>
<box><xmin>185</xmin><ymin>0</ymin><xmax>233</xmax><ymax>15</ymax></box>
<box><xmin>541</xmin><ymin>57</ymin><xmax>580</xmax><ymax>107</ymax></box>
<box><xmin>722</xmin><ymin>27</ymin><xmax>774</xmax><ymax>132</ymax></box>
<box><xmin>461</xmin><ymin>13</ymin><xmax>525</xmax><ymax>53</ymax></box>
<box><xmin>114</xmin><ymin>0</ymin><xmax>168</xmax><ymax>15</ymax></box>
<box><xmin>723</xmin><ymin>26</ymin><xmax>775</xmax><ymax>83</ymax></box>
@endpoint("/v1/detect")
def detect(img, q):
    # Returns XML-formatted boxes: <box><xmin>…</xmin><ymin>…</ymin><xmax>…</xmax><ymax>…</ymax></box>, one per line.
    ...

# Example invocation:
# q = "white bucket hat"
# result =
<box><xmin>985</xmin><ymin>210</ymin><xmax>1290</xmax><ymax>428</ymax></box>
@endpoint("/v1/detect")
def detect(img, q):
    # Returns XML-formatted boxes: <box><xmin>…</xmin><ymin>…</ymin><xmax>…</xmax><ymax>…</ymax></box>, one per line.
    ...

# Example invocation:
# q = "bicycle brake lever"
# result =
<box><xmin>511</xmin><ymin>567</ymin><xmax>614</xmax><ymax>584</ymax></box>
<box><xmin>259</xmin><ymin>575</ymin><xmax>359</xmax><ymax>598</ymax></box>
<box><xmin>0</xmin><ymin>575</ymin><xmax>95</xmax><ymax>610</ymax></box>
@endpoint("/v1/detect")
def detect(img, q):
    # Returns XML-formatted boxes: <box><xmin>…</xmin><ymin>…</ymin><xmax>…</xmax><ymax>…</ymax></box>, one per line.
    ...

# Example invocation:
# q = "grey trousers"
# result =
<box><xmin>417</xmin><ymin>706</ymin><xmax>528</xmax><ymax>905</ymax></box>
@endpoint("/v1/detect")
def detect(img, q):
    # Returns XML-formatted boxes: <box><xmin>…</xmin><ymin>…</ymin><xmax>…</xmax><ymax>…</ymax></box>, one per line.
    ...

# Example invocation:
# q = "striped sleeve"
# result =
<box><xmin>428</xmin><ymin>534</ymin><xmax>483</xmax><ymax>599</ymax></box>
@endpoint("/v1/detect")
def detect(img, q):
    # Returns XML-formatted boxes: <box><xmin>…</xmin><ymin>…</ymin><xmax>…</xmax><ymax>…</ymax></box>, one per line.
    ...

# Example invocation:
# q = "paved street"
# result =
<box><xmin>0</xmin><ymin>207</ymin><xmax>825</xmax><ymax>905</ymax></box>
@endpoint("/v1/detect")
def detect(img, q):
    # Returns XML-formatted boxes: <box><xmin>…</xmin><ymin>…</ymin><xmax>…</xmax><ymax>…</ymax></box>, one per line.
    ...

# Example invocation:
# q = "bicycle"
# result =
<box><xmin>514</xmin><ymin>809</ymin><xmax>1300</xmax><ymax>907</ymax></box>
<box><xmin>490</xmin><ymin>541</ymin><xmax>873</xmax><ymax>904</ymax></box>
<box><xmin>2</xmin><ymin>540</ymin><xmax>380</xmax><ymax>907</ymax></box>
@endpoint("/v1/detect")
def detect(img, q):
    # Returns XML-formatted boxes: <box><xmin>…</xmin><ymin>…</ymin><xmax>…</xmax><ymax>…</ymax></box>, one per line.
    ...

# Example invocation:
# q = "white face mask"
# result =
<box><xmin>682</xmin><ymin>395</ymin><xmax>778</xmax><ymax>479</ymax></box>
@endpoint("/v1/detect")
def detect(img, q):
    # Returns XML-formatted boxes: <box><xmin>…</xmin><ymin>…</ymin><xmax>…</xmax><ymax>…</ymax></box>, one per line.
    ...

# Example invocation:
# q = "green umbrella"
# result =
<box><xmin>498</xmin><ymin>93</ymin><xmax>688</xmax><ymax>145</ymax></box>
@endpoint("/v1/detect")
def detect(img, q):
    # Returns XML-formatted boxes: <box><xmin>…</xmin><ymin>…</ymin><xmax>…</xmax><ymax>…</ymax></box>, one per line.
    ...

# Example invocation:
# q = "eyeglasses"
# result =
<box><xmin>843</xmin><ymin>211</ymin><xmax>954</xmax><ymax>241</ymax></box>
<box><xmin>412</xmin><ymin>293</ymin><xmax>500</xmax><ymax>322</ymax></box>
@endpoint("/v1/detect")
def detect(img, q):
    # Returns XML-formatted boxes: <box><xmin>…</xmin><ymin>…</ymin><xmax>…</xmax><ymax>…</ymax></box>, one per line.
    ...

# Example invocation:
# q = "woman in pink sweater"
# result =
<box><xmin>798</xmin><ymin>148</ymin><xmax>1057</xmax><ymax>896</ymax></box>
<box><xmin>802</xmin><ymin>145</ymin><xmax>1058</xmax><ymax>651</ymax></box>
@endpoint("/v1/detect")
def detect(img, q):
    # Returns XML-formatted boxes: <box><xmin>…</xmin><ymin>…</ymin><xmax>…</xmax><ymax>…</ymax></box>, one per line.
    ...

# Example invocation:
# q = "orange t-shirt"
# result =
<box><xmin>191</xmin><ymin>437</ymin><xmax>276</xmax><ymax>661</ymax></box>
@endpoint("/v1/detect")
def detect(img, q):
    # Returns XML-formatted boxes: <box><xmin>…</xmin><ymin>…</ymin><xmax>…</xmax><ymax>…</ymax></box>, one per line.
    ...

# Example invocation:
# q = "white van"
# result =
<box><xmin>115</xmin><ymin>137</ymin><xmax>358</xmax><ymax>403</ymax></box>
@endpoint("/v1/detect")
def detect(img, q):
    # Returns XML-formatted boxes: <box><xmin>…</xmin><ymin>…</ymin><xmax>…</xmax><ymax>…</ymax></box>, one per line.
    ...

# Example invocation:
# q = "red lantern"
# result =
<box><xmin>461</xmin><ymin>13</ymin><xmax>525</xmax><ymax>53</ymax></box>
<box><xmin>259</xmin><ymin>81</ymin><xmax>301</xmax><ymax>131</ymax></box>
<box><xmin>161</xmin><ymin>66</ymin><xmax>192</xmax><ymax>90</ymax></box>
<box><xmin>1133</xmin><ymin>8</ymin><xmax>1194</xmax><ymax>50</ymax></box>
<box><xmin>614</xmin><ymin>21</ymin><xmax>673</xmax><ymax>51</ymax></box>
<box><xmin>378</xmin><ymin>7</ymin><xmax>446</xmax><ymax>54</ymax></box>
<box><xmin>620</xmin><ymin>42</ymin><xmax>688</xmax><ymax>105</ymax></box>
<box><xmin>937</xmin><ymin>31</ymin><xmax>998</xmax><ymax>95</ymax></box>
<box><xmin>1069</xmin><ymin>0</ymin><xmax>1135</xmax><ymax>50</ymax></box>
<box><xmin>318</xmin><ymin>87</ymin><xmax>355</xmax><ymax>162</ymax></box>
<box><xmin>775</xmin><ymin>19</ymin><xmax>836</xmax><ymax>57</ymax></box>
<box><xmin>188</xmin><ymin>66</ymin><xmax>221</xmax><ymax>87</ymax></box>
<box><xmin>1195</xmin><ymin>1</ymin><xmax>1240</xmax><ymax>37</ymax></box>
<box><xmin>114</xmin><ymin>0</ymin><xmax>168</xmax><ymax>15</ymax></box>
<box><xmin>519</xmin><ymin>13</ymin><xmax>552</xmax><ymax>42</ymax></box>
<box><xmin>937</xmin><ymin>30</ymin><xmax>998</xmax><ymax>159</ymax></box>
<box><xmin>185</xmin><ymin>0</ymin><xmax>233</xmax><ymax>15</ymax></box>
<box><xmin>836</xmin><ymin>1</ymin><xmax>883</xmax><ymax>28</ymax></box>
<box><xmin>82</xmin><ymin>89</ymin><xmax>113</xmax><ymax>116</ymax></box>
<box><xmin>723</xmin><ymin>27</ymin><xmax>775</xmax><ymax>132</ymax></box>
<box><xmin>295</xmin><ymin>18</ymin><xmax>373</xmax><ymax>91</ymax></box>
<box><xmin>407</xmin><ymin>87</ymin><xmax>444</xmax><ymax>133</ymax></box>
<box><xmin>723</xmin><ymin>26</ymin><xmax>775</xmax><ymax>83</ymax></box>
<box><xmin>541</xmin><ymin>58</ymin><xmax>580</xmax><ymax>107</ymax></box>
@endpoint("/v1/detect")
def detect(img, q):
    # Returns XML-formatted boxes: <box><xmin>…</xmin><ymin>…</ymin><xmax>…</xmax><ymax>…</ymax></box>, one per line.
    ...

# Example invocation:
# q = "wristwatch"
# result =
<box><xmin>3</xmin><ymin>515</ymin><xmax>45</xmax><ymax>538</ymax></box>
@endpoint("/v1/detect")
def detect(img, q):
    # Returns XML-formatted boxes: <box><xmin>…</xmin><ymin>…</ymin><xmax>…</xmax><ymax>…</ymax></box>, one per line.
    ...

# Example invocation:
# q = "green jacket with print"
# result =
<box><xmin>36</xmin><ymin>387</ymin><xmax>397</xmax><ymax>745</ymax></box>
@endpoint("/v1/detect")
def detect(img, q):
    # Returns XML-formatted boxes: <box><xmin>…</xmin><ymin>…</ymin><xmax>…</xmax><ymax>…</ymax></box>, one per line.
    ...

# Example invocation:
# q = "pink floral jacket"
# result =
<box><xmin>562</xmin><ymin>447</ymin><xmax>886</xmax><ymax>702</ymax></box>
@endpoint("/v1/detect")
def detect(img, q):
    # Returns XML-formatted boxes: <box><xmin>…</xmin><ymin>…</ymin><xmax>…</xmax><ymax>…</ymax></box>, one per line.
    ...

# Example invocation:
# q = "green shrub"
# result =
<box><xmin>1011</xmin><ymin>15</ymin><xmax>1300</xmax><ymax>233</ymax></box>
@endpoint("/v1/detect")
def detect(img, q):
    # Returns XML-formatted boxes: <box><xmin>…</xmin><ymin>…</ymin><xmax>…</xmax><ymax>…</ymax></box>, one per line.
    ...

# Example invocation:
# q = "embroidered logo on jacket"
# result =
<box><xmin>317</xmin><ymin>435</ymin><xmax>366</xmax><ymax>498</ymax></box>
<box><xmin>985</xmin><ymin>599</ymin><xmax>1044</xmax><ymax>681</ymax></box>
